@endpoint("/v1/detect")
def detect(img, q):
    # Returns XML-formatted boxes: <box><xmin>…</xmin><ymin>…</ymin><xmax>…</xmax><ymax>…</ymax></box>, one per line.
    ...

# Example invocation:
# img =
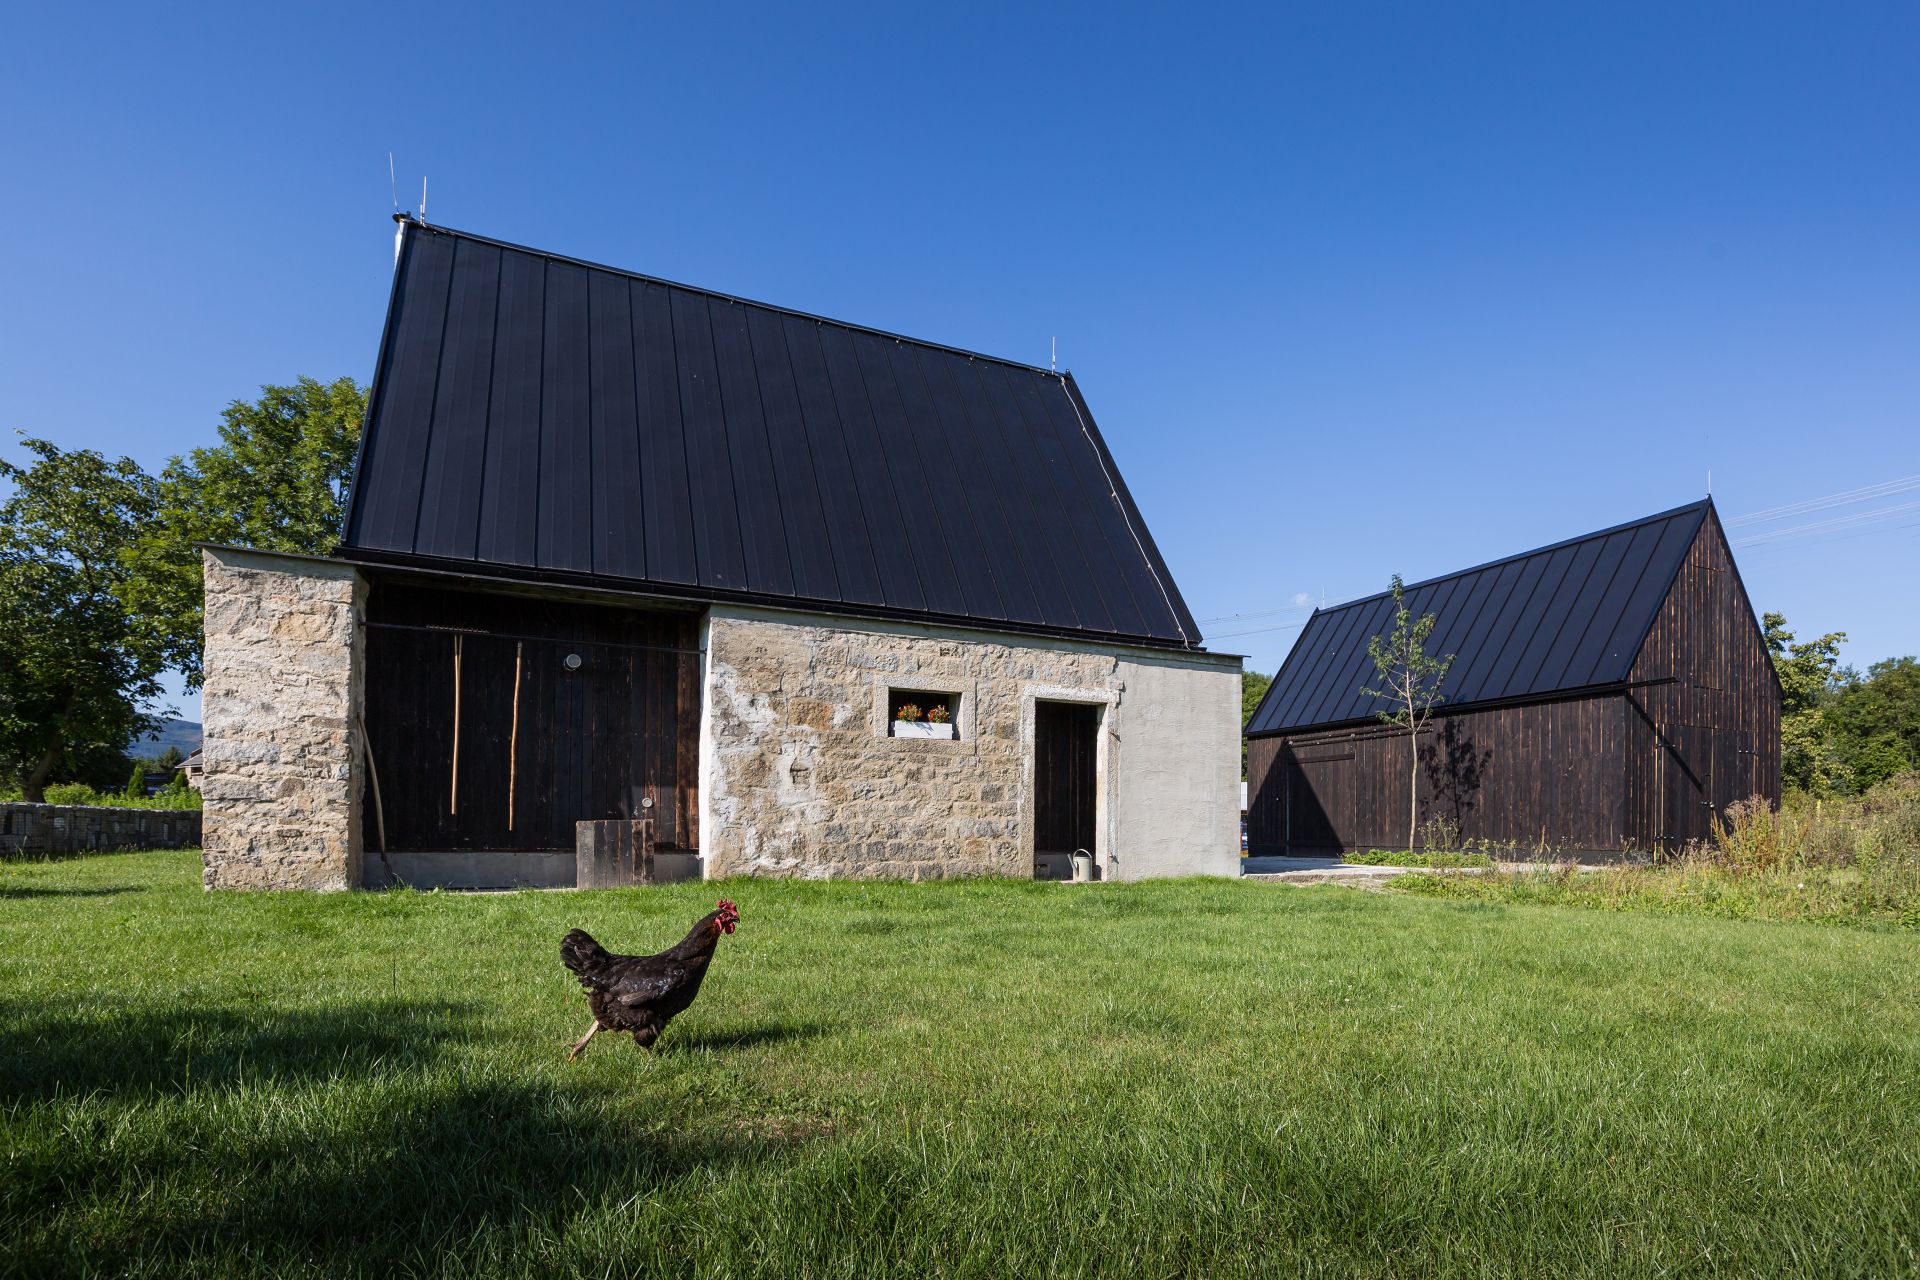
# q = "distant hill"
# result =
<box><xmin>130</xmin><ymin>719</ymin><xmax>202</xmax><ymax>758</ymax></box>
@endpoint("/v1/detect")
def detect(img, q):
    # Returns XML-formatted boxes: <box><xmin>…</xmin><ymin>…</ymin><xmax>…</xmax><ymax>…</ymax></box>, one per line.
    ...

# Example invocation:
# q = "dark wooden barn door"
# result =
<box><xmin>363</xmin><ymin>586</ymin><xmax>702</xmax><ymax>854</ymax></box>
<box><xmin>1656</xmin><ymin>725</ymin><xmax>1711</xmax><ymax>847</ymax></box>
<box><xmin>1286</xmin><ymin>751</ymin><xmax>1353</xmax><ymax>853</ymax></box>
<box><xmin>1033</xmin><ymin>701</ymin><xmax>1099</xmax><ymax>855</ymax></box>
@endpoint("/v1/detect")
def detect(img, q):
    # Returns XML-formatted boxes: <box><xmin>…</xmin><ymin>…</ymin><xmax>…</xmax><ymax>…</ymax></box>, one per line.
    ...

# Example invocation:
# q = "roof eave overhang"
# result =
<box><xmin>336</xmin><ymin>546</ymin><xmax>1215</xmax><ymax>657</ymax></box>
<box><xmin>1245</xmin><ymin>674</ymin><xmax>1681</xmax><ymax>738</ymax></box>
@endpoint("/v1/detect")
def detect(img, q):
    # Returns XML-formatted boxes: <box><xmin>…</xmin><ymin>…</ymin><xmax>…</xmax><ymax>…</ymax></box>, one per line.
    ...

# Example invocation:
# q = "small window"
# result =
<box><xmin>888</xmin><ymin>688</ymin><xmax>961</xmax><ymax>739</ymax></box>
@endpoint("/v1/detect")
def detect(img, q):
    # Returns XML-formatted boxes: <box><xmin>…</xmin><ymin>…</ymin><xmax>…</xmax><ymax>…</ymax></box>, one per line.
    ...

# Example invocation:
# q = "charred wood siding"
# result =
<box><xmin>362</xmin><ymin>585</ymin><xmax>702</xmax><ymax>854</ymax></box>
<box><xmin>1247</xmin><ymin>697</ymin><xmax>1630</xmax><ymax>854</ymax></box>
<box><xmin>1626</xmin><ymin>510</ymin><xmax>1782</xmax><ymax>850</ymax></box>
<box><xmin>1245</xmin><ymin>507</ymin><xmax>1781</xmax><ymax>857</ymax></box>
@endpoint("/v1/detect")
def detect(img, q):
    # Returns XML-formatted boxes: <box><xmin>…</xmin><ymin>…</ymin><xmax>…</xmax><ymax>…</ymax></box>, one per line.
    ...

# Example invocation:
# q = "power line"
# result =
<box><xmin>1737</xmin><ymin>515</ymin><xmax>1920</xmax><ymax>555</ymax></box>
<box><xmin>1201</xmin><ymin>474</ymin><xmax>1920</xmax><ymax>636</ymax></box>
<box><xmin>1205</xmin><ymin>618</ymin><xmax>1314</xmax><ymax>642</ymax></box>
<box><xmin>1731</xmin><ymin>498</ymin><xmax>1920</xmax><ymax>547</ymax></box>
<box><xmin>1194</xmin><ymin>603</ymin><xmax>1315</xmax><ymax>626</ymax></box>
<box><xmin>1723</xmin><ymin>474</ymin><xmax>1920</xmax><ymax>528</ymax></box>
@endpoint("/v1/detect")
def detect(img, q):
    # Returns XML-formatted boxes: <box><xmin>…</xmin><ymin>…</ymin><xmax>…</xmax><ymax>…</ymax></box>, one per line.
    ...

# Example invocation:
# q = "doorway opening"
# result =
<box><xmin>1033</xmin><ymin>699</ymin><xmax>1100</xmax><ymax>880</ymax></box>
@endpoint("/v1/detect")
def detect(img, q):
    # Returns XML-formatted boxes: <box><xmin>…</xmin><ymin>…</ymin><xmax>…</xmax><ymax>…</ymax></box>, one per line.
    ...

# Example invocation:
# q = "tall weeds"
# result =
<box><xmin>1398</xmin><ymin>771</ymin><xmax>1920</xmax><ymax>930</ymax></box>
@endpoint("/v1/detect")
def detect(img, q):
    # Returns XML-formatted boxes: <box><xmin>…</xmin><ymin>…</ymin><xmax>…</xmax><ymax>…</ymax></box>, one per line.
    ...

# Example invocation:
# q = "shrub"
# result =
<box><xmin>1712</xmin><ymin>797</ymin><xmax>1788</xmax><ymax>871</ymax></box>
<box><xmin>17</xmin><ymin>781</ymin><xmax>200</xmax><ymax>811</ymax></box>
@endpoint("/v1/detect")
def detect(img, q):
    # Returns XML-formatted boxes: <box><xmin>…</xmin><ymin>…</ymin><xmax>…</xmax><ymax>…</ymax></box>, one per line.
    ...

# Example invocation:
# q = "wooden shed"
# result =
<box><xmin>1244</xmin><ymin>501</ymin><xmax>1781</xmax><ymax>857</ymax></box>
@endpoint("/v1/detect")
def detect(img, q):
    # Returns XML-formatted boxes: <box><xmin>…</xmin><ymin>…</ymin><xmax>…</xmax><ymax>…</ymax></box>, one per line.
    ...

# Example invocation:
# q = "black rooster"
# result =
<box><xmin>560</xmin><ymin>900</ymin><xmax>740</xmax><ymax>1059</ymax></box>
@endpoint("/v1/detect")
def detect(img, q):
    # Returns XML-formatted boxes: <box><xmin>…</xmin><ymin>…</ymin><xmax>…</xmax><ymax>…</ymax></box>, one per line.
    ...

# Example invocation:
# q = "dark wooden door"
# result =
<box><xmin>1713</xmin><ymin>729</ymin><xmax>1755</xmax><ymax>817</ymax></box>
<box><xmin>1034</xmin><ymin>701</ymin><xmax>1099</xmax><ymax>855</ymax></box>
<box><xmin>362</xmin><ymin>586</ymin><xmax>702</xmax><ymax>854</ymax></box>
<box><xmin>1657</xmin><ymin>725</ymin><xmax>1710</xmax><ymax>848</ymax></box>
<box><xmin>1287</xmin><ymin>751</ymin><xmax>1352</xmax><ymax>852</ymax></box>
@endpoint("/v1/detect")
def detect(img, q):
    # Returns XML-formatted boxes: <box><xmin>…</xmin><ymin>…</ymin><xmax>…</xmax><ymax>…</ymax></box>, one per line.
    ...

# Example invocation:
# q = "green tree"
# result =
<box><xmin>127</xmin><ymin>377</ymin><xmax>365</xmax><ymax>685</ymax></box>
<box><xmin>0</xmin><ymin>439</ymin><xmax>167</xmax><ymax>801</ymax></box>
<box><xmin>1240</xmin><ymin>669</ymin><xmax>1273</xmax><ymax>777</ymax></box>
<box><xmin>1826</xmin><ymin>657</ymin><xmax>1920</xmax><ymax>791</ymax></box>
<box><xmin>1362</xmin><ymin>575</ymin><xmax>1454</xmax><ymax>853</ymax></box>
<box><xmin>1762</xmin><ymin>611</ymin><xmax>1852</xmax><ymax>793</ymax></box>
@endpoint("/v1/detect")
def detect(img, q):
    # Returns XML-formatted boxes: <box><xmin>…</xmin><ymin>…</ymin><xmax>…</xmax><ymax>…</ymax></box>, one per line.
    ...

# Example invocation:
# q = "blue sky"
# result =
<box><xmin>3</xmin><ymin>2</ymin><xmax>1915</xmax><ymax>723</ymax></box>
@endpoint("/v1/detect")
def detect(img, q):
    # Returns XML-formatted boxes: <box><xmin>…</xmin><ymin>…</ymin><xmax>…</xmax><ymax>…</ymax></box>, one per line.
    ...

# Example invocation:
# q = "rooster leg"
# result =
<box><xmin>566</xmin><ymin>1019</ymin><xmax>602</xmax><ymax>1061</ymax></box>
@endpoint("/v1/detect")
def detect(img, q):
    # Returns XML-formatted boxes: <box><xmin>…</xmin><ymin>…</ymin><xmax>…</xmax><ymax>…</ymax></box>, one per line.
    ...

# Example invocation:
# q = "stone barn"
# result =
<box><xmin>200</xmin><ymin>218</ymin><xmax>1241</xmax><ymax>890</ymax></box>
<box><xmin>1244</xmin><ymin>500</ymin><xmax>1781</xmax><ymax>857</ymax></box>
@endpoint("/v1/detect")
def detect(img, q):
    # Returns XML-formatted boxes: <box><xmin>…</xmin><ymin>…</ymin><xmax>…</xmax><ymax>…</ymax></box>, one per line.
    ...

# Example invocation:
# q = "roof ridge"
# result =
<box><xmin>1308</xmin><ymin>499</ymin><xmax>1713</xmax><ymax>616</ymax></box>
<box><xmin>398</xmin><ymin>218</ymin><xmax>1060</xmax><ymax>378</ymax></box>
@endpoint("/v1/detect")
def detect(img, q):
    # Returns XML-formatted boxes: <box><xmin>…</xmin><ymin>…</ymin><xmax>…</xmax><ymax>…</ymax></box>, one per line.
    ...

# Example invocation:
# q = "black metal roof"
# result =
<box><xmin>340</xmin><ymin>219</ymin><xmax>1200</xmax><ymax>649</ymax></box>
<box><xmin>1246</xmin><ymin>501</ymin><xmax>1714</xmax><ymax>735</ymax></box>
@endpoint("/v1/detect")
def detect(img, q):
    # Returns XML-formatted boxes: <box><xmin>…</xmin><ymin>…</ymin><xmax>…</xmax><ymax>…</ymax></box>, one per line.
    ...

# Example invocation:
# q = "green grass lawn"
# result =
<box><xmin>3</xmin><ymin>852</ymin><xmax>1917</xmax><ymax>1279</ymax></box>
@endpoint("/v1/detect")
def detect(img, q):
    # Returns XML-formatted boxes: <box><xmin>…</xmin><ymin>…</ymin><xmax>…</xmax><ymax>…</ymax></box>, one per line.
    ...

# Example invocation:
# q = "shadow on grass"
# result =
<box><xmin>665</xmin><ymin>1021</ymin><xmax>834</xmax><ymax>1053</ymax></box>
<box><xmin>6</xmin><ymin>1025</ymin><xmax>823</xmax><ymax>1276</ymax></box>
<box><xmin>0</xmin><ymin>884</ymin><xmax>145</xmax><ymax>899</ymax></box>
<box><xmin>0</xmin><ymin>998</ymin><xmax>480</xmax><ymax>1102</ymax></box>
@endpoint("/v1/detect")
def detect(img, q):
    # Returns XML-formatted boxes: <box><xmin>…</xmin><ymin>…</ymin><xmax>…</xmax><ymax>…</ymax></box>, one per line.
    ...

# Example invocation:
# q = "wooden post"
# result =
<box><xmin>576</xmin><ymin>819</ymin><xmax>655</xmax><ymax>888</ymax></box>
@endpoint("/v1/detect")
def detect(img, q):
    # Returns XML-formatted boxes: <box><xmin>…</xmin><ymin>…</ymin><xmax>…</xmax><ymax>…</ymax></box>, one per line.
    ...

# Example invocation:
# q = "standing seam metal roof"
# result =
<box><xmin>1245</xmin><ymin>501</ymin><xmax>1714</xmax><ymax>735</ymax></box>
<box><xmin>341</xmin><ymin>220</ymin><xmax>1201</xmax><ymax>649</ymax></box>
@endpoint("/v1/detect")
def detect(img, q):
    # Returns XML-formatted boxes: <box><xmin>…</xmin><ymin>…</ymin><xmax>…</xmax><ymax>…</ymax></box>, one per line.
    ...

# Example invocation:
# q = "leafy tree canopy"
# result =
<box><xmin>1241</xmin><ymin>670</ymin><xmax>1273</xmax><ymax>726</ymax></box>
<box><xmin>1762</xmin><ymin>611</ymin><xmax>1848</xmax><ymax>718</ymax></box>
<box><xmin>1825</xmin><ymin>656</ymin><xmax>1920</xmax><ymax>792</ymax></box>
<box><xmin>0</xmin><ymin>438</ymin><xmax>166</xmax><ymax>801</ymax></box>
<box><xmin>1764</xmin><ymin>610</ymin><xmax>1918</xmax><ymax>796</ymax></box>
<box><xmin>127</xmin><ymin>376</ymin><xmax>365</xmax><ymax>684</ymax></box>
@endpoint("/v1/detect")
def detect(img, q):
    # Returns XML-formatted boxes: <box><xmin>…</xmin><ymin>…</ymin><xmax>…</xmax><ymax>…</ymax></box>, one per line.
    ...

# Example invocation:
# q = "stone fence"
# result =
<box><xmin>0</xmin><ymin>803</ymin><xmax>202</xmax><ymax>858</ymax></box>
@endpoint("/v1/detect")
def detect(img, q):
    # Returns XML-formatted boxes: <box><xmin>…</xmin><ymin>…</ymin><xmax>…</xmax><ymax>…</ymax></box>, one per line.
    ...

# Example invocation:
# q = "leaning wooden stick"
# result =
<box><xmin>450</xmin><ymin>634</ymin><xmax>463</xmax><ymax>815</ymax></box>
<box><xmin>508</xmin><ymin>640</ymin><xmax>523</xmax><ymax>831</ymax></box>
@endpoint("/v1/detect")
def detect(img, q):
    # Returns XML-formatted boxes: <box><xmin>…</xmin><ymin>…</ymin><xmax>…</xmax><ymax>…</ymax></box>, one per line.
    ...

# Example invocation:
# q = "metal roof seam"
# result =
<box><xmin>779</xmin><ymin>314</ymin><xmax>871</xmax><ymax>606</ymax></box>
<box><xmin>733</xmin><ymin>295</ymin><xmax>811</xmax><ymax>602</ymax></box>
<box><xmin>345</xmin><ymin>220</ymin><xmax>1199</xmax><ymax>647</ymax></box>
<box><xmin>1253</xmin><ymin>502</ymin><xmax>1725</xmax><ymax>733</ymax></box>
<box><xmin>407</xmin><ymin>219</ymin><xmax>1060</xmax><ymax>377</ymax></box>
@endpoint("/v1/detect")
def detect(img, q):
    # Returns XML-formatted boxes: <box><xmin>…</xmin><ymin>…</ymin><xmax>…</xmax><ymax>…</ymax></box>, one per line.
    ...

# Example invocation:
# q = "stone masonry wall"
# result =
<box><xmin>0</xmin><ymin>804</ymin><xmax>201</xmax><ymax>858</ymax></box>
<box><xmin>702</xmin><ymin>607</ymin><xmax>1241</xmax><ymax>880</ymax></box>
<box><xmin>199</xmin><ymin>547</ymin><xmax>365</xmax><ymax>890</ymax></box>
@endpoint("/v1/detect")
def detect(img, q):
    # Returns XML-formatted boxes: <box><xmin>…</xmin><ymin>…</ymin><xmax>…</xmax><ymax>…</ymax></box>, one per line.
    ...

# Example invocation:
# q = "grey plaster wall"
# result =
<box><xmin>1111</xmin><ymin>653</ymin><xmax>1242</xmax><ymax>879</ymax></box>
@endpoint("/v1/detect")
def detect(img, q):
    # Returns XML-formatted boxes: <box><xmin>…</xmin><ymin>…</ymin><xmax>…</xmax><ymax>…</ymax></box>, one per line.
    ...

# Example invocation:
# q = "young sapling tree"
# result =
<box><xmin>1362</xmin><ymin>575</ymin><xmax>1455</xmax><ymax>854</ymax></box>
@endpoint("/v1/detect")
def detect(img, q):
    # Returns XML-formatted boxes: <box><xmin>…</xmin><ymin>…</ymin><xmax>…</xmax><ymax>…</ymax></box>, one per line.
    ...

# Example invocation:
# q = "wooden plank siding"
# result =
<box><xmin>362</xmin><ymin>583</ymin><xmax>703</xmax><ymax>854</ymax></box>
<box><xmin>1625</xmin><ymin>509</ymin><xmax>1782</xmax><ymax>850</ymax></box>
<box><xmin>1247</xmin><ymin>696</ymin><xmax>1631</xmax><ymax>855</ymax></box>
<box><xmin>1246</xmin><ymin>510</ymin><xmax>1779</xmax><ymax>858</ymax></box>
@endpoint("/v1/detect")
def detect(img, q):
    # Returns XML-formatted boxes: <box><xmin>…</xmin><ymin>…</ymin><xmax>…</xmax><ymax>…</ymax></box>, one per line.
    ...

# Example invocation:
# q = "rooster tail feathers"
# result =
<box><xmin>560</xmin><ymin>928</ymin><xmax>609</xmax><ymax>976</ymax></box>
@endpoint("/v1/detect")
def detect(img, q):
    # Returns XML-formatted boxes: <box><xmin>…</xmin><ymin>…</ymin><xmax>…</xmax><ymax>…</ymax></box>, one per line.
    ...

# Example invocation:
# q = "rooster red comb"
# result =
<box><xmin>715</xmin><ymin>899</ymin><xmax>739</xmax><ymax>934</ymax></box>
